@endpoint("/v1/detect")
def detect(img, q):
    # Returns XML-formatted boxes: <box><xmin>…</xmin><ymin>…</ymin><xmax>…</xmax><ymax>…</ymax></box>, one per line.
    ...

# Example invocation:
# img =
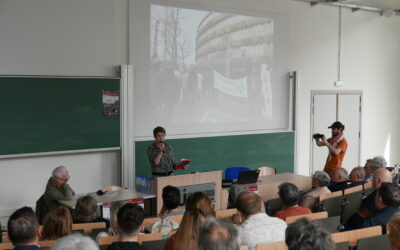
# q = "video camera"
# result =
<box><xmin>312</xmin><ymin>133</ymin><xmax>325</xmax><ymax>140</ymax></box>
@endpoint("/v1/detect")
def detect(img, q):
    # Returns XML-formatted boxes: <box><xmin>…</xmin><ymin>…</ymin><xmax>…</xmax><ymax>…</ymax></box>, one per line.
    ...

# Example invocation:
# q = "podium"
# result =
<box><xmin>156</xmin><ymin>171</ymin><xmax>222</xmax><ymax>214</ymax></box>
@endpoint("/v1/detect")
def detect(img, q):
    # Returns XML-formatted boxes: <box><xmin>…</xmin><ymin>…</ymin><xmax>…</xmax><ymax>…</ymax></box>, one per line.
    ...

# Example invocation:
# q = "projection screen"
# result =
<box><xmin>130</xmin><ymin>0</ymin><xmax>290</xmax><ymax>138</ymax></box>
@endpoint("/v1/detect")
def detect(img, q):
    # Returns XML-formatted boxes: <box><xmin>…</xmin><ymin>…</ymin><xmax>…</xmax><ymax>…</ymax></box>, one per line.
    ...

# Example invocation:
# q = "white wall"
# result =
<box><xmin>0</xmin><ymin>0</ymin><xmax>128</xmax><ymax>223</ymax></box>
<box><xmin>0</xmin><ymin>0</ymin><xmax>399</xmax><ymax>221</ymax></box>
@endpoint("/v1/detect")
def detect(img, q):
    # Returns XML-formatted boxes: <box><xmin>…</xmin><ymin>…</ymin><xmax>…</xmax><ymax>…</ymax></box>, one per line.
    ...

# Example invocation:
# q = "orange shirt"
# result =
<box><xmin>324</xmin><ymin>138</ymin><xmax>348</xmax><ymax>173</ymax></box>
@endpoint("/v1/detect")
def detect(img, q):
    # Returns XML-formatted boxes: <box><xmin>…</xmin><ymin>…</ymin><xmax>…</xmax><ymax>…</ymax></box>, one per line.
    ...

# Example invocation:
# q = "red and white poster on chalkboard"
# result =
<box><xmin>102</xmin><ymin>90</ymin><xmax>120</xmax><ymax>116</ymax></box>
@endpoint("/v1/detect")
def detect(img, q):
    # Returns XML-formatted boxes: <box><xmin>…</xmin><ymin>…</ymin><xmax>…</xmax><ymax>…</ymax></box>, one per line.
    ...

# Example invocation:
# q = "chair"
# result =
<box><xmin>331</xmin><ymin>226</ymin><xmax>382</xmax><ymax>246</ymax></box>
<box><xmin>72</xmin><ymin>222</ymin><xmax>106</xmax><ymax>234</ymax></box>
<box><xmin>97</xmin><ymin>235</ymin><xmax>118</xmax><ymax>246</ymax></box>
<box><xmin>320</xmin><ymin>194</ymin><xmax>346</xmax><ymax>218</ymax></box>
<box><xmin>314</xmin><ymin>216</ymin><xmax>341</xmax><ymax>233</ymax></box>
<box><xmin>143</xmin><ymin>216</ymin><xmax>161</xmax><ymax>227</ymax></box>
<box><xmin>258</xmin><ymin>166</ymin><xmax>276</xmax><ymax>176</ymax></box>
<box><xmin>344</xmin><ymin>185</ymin><xmax>363</xmax><ymax>195</ymax></box>
<box><xmin>35</xmin><ymin>194</ymin><xmax>49</xmax><ymax>225</ymax></box>
<box><xmin>335</xmin><ymin>241</ymin><xmax>349</xmax><ymax>250</ymax></box>
<box><xmin>363</xmin><ymin>187</ymin><xmax>374</xmax><ymax>197</ymax></box>
<box><xmin>216</xmin><ymin>208</ymin><xmax>237</xmax><ymax>218</ymax></box>
<box><xmin>285</xmin><ymin>211</ymin><xmax>328</xmax><ymax>224</ymax></box>
<box><xmin>142</xmin><ymin>239</ymin><xmax>168</xmax><ymax>250</ymax></box>
<box><xmin>137</xmin><ymin>233</ymin><xmax>163</xmax><ymax>243</ymax></box>
<box><xmin>255</xmin><ymin>241</ymin><xmax>287</xmax><ymax>250</ymax></box>
<box><xmin>265</xmin><ymin>198</ymin><xmax>281</xmax><ymax>216</ymax></box>
<box><xmin>320</xmin><ymin>191</ymin><xmax>343</xmax><ymax>201</ymax></box>
<box><xmin>71</xmin><ymin>229</ymin><xmax>85</xmax><ymax>235</ymax></box>
<box><xmin>342</xmin><ymin>190</ymin><xmax>364</xmax><ymax>222</ymax></box>
<box><xmin>38</xmin><ymin>240</ymin><xmax>57</xmax><ymax>247</ymax></box>
<box><xmin>91</xmin><ymin>228</ymin><xmax>107</xmax><ymax>240</ymax></box>
<box><xmin>356</xmin><ymin>234</ymin><xmax>390</xmax><ymax>250</ymax></box>
<box><xmin>225</xmin><ymin>167</ymin><xmax>250</xmax><ymax>180</ymax></box>
<box><xmin>0</xmin><ymin>243</ymin><xmax>12</xmax><ymax>250</ymax></box>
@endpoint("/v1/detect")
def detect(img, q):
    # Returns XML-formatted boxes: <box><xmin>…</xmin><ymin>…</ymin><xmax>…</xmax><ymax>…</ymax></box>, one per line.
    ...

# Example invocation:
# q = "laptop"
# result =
<box><xmin>237</xmin><ymin>170</ymin><xmax>260</xmax><ymax>185</ymax></box>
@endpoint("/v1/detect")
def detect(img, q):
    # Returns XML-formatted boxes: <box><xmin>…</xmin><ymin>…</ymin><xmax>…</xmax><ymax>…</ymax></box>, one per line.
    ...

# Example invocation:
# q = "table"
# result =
<box><xmin>221</xmin><ymin>173</ymin><xmax>312</xmax><ymax>209</ymax></box>
<box><xmin>59</xmin><ymin>188</ymin><xmax>156</xmax><ymax>209</ymax></box>
<box><xmin>156</xmin><ymin>171</ymin><xmax>222</xmax><ymax>214</ymax></box>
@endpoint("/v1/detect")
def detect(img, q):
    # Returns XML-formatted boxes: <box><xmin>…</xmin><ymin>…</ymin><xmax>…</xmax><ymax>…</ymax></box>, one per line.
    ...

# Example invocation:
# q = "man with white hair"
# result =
<box><xmin>349</xmin><ymin>166</ymin><xmax>366</xmax><ymax>187</ymax></box>
<box><xmin>43</xmin><ymin>166</ymin><xmax>75</xmax><ymax>210</ymax></box>
<box><xmin>327</xmin><ymin>168</ymin><xmax>350</xmax><ymax>192</ymax></box>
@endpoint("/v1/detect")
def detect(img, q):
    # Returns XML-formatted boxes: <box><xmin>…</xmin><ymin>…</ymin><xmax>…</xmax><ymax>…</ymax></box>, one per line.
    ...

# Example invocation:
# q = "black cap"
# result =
<box><xmin>328</xmin><ymin>121</ymin><xmax>344</xmax><ymax>130</ymax></box>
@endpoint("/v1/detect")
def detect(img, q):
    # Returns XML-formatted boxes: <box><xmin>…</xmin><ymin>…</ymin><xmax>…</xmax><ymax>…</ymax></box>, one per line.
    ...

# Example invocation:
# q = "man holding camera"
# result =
<box><xmin>314</xmin><ymin>121</ymin><xmax>348</xmax><ymax>173</ymax></box>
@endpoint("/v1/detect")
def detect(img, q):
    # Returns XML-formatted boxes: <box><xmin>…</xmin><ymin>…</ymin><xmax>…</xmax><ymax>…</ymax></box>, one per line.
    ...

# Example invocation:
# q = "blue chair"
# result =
<box><xmin>225</xmin><ymin>167</ymin><xmax>250</xmax><ymax>180</ymax></box>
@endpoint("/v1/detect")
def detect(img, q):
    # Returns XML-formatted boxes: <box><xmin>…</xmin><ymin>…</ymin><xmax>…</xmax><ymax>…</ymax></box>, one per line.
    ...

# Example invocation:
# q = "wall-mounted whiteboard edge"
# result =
<box><xmin>134</xmin><ymin>129</ymin><xmax>294</xmax><ymax>142</ymax></box>
<box><xmin>0</xmin><ymin>147</ymin><xmax>121</xmax><ymax>159</ymax></box>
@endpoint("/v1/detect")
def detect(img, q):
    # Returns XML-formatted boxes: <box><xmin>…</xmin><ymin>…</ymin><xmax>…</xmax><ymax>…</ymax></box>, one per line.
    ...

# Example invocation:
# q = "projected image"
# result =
<box><xmin>150</xmin><ymin>5</ymin><xmax>274</xmax><ymax>124</ymax></box>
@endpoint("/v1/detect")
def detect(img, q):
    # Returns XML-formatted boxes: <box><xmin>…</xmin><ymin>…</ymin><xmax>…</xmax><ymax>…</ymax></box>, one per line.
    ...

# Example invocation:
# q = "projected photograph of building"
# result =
<box><xmin>150</xmin><ymin>5</ymin><xmax>274</xmax><ymax>124</ymax></box>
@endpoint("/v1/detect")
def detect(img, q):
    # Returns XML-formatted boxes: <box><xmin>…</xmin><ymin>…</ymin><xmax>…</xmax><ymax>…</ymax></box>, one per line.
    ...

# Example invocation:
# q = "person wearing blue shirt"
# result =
<box><xmin>358</xmin><ymin>183</ymin><xmax>400</xmax><ymax>233</ymax></box>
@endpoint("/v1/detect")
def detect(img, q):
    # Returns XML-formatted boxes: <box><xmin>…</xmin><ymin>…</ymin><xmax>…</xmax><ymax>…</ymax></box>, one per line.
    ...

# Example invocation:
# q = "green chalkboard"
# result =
<box><xmin>0</xmin><ymin>77</ymin><xmax>120</xmax><ymax>155</ymax></box>
<box><xmin>135</xmin><ymin>132</ymin><xmax>294</xmax><ymax>177</ymax></box>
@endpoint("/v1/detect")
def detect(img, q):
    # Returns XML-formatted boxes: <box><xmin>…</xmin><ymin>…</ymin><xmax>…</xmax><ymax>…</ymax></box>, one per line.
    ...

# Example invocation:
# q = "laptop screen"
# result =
<box><xmin>237</xmin><ymin>170</ymin><xmax>260</xmax><ymax>185</ymax></box>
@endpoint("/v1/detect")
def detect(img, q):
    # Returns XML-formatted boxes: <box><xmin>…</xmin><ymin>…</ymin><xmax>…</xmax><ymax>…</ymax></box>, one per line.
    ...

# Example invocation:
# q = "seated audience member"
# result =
<box><xmin>345</xmin><ymin>168</ymin><xmax>393</xmax><ymax>229</ymax></box>
<box><xmin>285</xmin><ymin>218</ymin><xmax>335</xmax><ymax>250</ymax></box>
<box><xmin>198</xmin><ymin>217</ymin><xmax>240</xmax><ymax>250</ymax></box>
<box><xmin>274</xmin><ymin>182</ymin><xmax>311</xmax><ymax>220</ymax></box>
<box><xmin>74</xmin><ymin>195</ymin><xmax>106</xmax><ymax>224</ymax></box>
<box><xmin>327</xmin><ymin>168</ymin><xmax>350</xmax><ymax>192</ymax></box>
<box><xmin>354</xmin><ymin>182</ymin><xmax>400</xmax><ymax>233</ymax></box>
<box><xmin>388</xmin><ymin>212</ymin><xmax>400</xmax><ymax>250</ymax></box>
<box><xmin>96</xmin><ymin>201</ymin><xmax>127</xmax><ymax>241</ymax></box>
<box><xmin>300</xmin><ymin>171</ymin><xmax>331</xmax><ymax>209</ymax></box>
<box><xmin>159</xmin><ymin>186</ymin><xmax>183</xmax><ymax>216</ymax></box>
<box><xmin>364</xmin><ymin>159</ymin><xmax>380</xmax><ymax>182</ymax></box>
<box><xmin>106</xmin><ymin>203</ymin><xmax>146</xmax><ymax>250</ymax></box>
<box><xmin>41</xmin><ymin>206</ymin><xmax>73</xmax><ymax>241</ymax></box>
<box><xmin>349</xmin><ymin>166</ymin><xmax>367</xmax><ymax>187</ymax></box>
<box><xmin>44</xmin><ymin>166</ymin><xmax>75</xmax><ymax>210</ymax></box>
<box><xmin>145</xmin><ymin>185</ymin><xmax>182</xmax><ymax>234</ymax></box>
<box><xmin>165</xmin><ymin>192</ymin><xmax>216</xmax><ymax>250</ymax></box>
<box><xmin>109</xmin><ymin>201</ymin><xmax>126</xmax><ymax>236</ymax></box>
<box><xmin>7</xmin><ymin>207</ymin><xmax>41</xmax><ymax>250</ymax></box>
<box><xmin>372</xmin><ymin>155</ymin><xmax>388</xmax><ymax>169</ymax></box>
<box><xmin>235</xmin><ymin>191</ymin><xmax>287</xmax><ymax>250</ymax></box>
<box><xmin>50</xmin><ymin>234</ymin><xmax>99</xmax><ymax>250</ymax></box>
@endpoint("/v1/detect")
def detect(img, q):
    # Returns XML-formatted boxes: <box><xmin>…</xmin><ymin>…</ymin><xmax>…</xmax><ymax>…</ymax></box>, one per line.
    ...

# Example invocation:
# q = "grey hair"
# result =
<box><xmin>312</xmin><ymin>171</ymin><xmax>331</xmax><ymax>187</ymax></box>
<box><xmin>335</xmin><ymin>168</ymin><xmax>349</xmax><ymax>181</ymax></box>
<box><xmin>372</xmin><ymin>156</ymin><xmax>388</xmax><ymax>168</ymax></box>
<box><xmin>52</xmin><ymin>166</ymin><xmax>68</xmax><ymax>178</ymax></box>
<box><xmin>50</xmin><ymin>234</ymin><xmax>99</xmax><ymax>250</ymax></box>
<box><xmin>351</xmin><ymin>167</ymin><xmax>366</xmax><ymax>180</ymax></box>
<box><xmin>198</xmin><ymin>217</ymin><xmax>240</xmax><ymax>250</ymax></box>
<box><xmin>286</xmin><ymin>218</ymin><xmax>335</xmax><ymax>250</ymax></box>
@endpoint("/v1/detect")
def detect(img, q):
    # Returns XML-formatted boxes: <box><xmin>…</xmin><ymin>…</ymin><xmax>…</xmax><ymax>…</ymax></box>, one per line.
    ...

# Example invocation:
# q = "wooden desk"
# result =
<box><xmin>59</xmin><ymin>189</ymin><xmax>155</xmax><ymax>209</ymax></box>
<box><xmin>221</xmin><ymin>173</ymin><xmax>312</xmax><ymax>209</ymax></box>
<box><xmin>156</xmin><ymin>171</ymin><xmax>222</xmax><ymax>213</ymax></box>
